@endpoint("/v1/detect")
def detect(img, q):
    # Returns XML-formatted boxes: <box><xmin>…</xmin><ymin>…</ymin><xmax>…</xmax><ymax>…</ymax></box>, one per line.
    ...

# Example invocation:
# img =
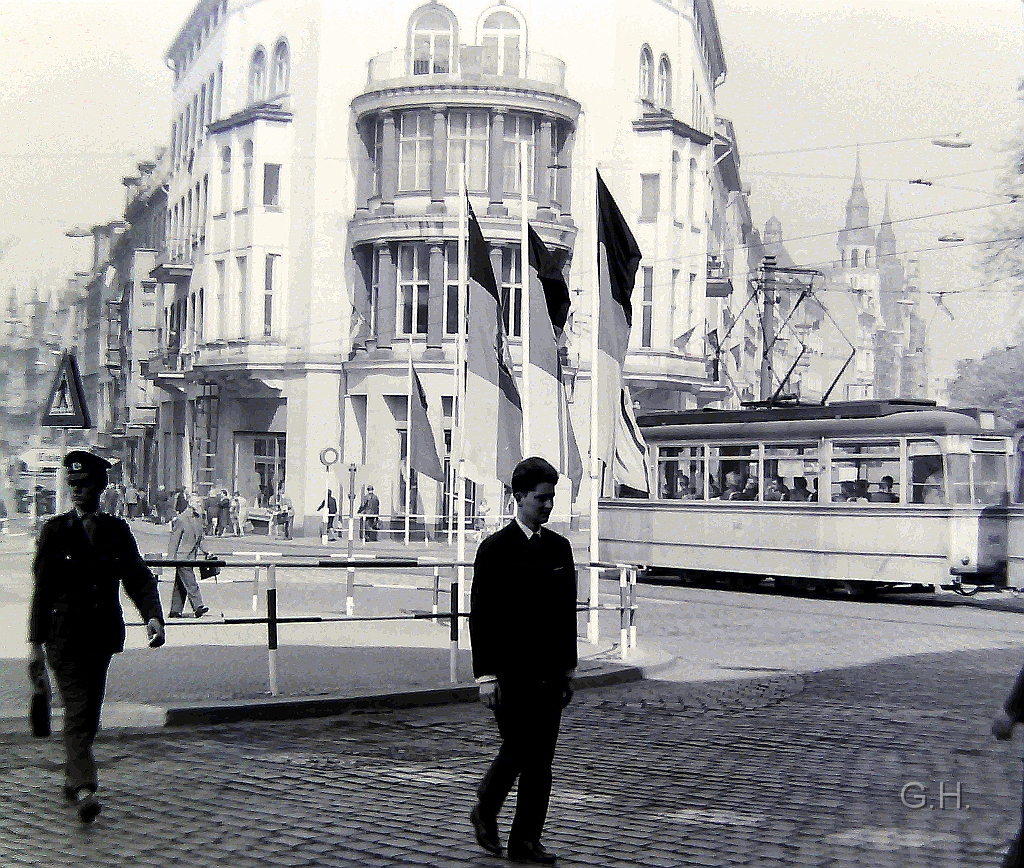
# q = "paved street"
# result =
<box><xmin>2</xmin><ymin>645</ymin><xmax>1024</xmax><ymax>867</ymax></box>
<box><xmin>5</xmin><ymin>521</ymin><xmax>1024</xmax><ymax>864</ymax></box>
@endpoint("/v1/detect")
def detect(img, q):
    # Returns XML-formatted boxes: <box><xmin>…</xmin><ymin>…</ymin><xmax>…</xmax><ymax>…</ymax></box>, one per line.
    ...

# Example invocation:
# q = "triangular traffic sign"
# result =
<box><xmin>40</xmin><ymin>351</ymin><xmax>92</xmax><ymax>428</ymax></box>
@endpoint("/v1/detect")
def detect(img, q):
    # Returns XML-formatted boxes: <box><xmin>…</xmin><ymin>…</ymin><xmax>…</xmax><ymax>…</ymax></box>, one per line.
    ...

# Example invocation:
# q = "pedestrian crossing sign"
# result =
<box><xmin>40</xmin><ymin>351</ymin><xmax>92</xmax><ymax>428</ymax></box>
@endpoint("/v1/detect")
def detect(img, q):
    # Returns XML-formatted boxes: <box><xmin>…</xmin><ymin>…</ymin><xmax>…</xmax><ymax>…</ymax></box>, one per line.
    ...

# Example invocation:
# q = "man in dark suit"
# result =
<box><xmin>28</xmin><ymin>451</ymin><xmax>165</xmax><ymax>823</ymax></box>
<box><xmin>469</xmin><ymin>457</ymin><xmax>577</xmax><ymax>865</ymax></box>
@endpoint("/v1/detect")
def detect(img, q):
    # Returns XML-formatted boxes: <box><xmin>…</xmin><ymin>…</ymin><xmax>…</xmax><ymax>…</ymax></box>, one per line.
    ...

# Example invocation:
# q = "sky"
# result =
<box><xmin>0</xmin><ymin>0</ymin><xmax>1021</xmax><ymax>383</ymax></box>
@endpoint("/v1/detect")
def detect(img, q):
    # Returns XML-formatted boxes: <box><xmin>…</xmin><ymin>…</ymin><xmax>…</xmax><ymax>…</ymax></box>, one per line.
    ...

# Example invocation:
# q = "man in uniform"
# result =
<box><xmin>167</xmin><ymin>495</ymin><xmax>210</xmax><ymax>618</ymax></box>
<box><xmin>358</xmin><ymin>485</ymin><xmax>380</xmax><ymax>542</ymax></box>
<box><xmin>28</xmin><ymin>451</ymin><xmax>165</xmax><ymax>823</ymax></box>
<box><xmin>469</xmin><ymin>457</ymin><xmax>577</xmax><ymax>864</ymax></box>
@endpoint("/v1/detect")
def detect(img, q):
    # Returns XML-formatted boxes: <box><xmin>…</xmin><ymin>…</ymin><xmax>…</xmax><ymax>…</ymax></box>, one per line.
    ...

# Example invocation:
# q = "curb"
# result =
<box><xmin>162</xmin><ymin>662</ymin><xmax>650</xmax><ymax>727</ymax></box>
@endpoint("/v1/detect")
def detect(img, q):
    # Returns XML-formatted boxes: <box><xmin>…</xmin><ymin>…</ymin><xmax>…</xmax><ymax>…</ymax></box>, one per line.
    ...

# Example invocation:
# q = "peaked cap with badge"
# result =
<box><xmin>63</xmin><ymin>451</ymin><xmax>112</xmax><ymax>483</ymax></box>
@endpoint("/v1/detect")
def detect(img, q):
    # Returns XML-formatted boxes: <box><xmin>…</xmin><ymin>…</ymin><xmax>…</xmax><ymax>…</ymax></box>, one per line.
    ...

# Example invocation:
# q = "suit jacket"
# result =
<box><xmin>470</xmin><ymin>521</ymin><xmax>578</xmax><ymax>683</ymax></box>
<box><xmin>29</xmin><ymin>510</ymin><xmax>163</xmax><ymax>654</ymax></box>
<box><xmin>169</xmin><ymin>510</ymin><xmax>204</xmax><ymax>558</ymax></box>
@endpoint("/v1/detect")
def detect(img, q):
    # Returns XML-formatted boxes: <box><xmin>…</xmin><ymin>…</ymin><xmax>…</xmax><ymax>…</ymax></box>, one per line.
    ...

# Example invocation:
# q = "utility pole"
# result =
<box><xmin>758</xmin><ymin>255</ymin><xmax>778</xmax><ymax>402</ymax></box>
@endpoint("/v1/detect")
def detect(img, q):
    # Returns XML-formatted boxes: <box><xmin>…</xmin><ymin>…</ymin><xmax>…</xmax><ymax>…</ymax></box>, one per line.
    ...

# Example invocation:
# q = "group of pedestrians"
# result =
<box><xmin>26</xmin><ymin>451</ymin><xmax>577</xmax><ymax>865</ymax></box>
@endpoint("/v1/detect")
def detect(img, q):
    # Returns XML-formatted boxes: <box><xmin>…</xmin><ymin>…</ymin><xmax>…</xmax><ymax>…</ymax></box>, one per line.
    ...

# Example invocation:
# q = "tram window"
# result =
<box><xmin>764</xmin><ymin>444</ymin><xmax>818</xmax><ymax>502</ymax></box>
<box><xmin>946</xmin><ymin>454</ymin><xmax>971</xmax><ymax>504</ymax></box>
<box><xmin>709</xmin><ymin>445</ymin><xmax>757</xmax><ymax>501</ymax></box>
<box><xmin>908</xmin><ymin>440</ymin><xmax>944</xmax><ymax>504</ymax></box>
<box><xmin>831</xmin><ymin>441</ymin><xmax>900</xmax><ymax>503</ymax></box>
<box><xmin>657</xmin><ymin>445</ymin><xmax>705</xmax><ymax>499</ymax></box>
<box><xmin>971</xmin><ymin>452</ymin><xmax>1009</xmax><ymax>505</ymax></box>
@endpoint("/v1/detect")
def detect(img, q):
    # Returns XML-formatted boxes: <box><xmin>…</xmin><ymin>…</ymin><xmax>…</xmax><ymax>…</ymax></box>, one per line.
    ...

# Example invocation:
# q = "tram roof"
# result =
<box><xmin>637</xmin><ymin>400</ymin><xmax>1002</xmax><ymax>442</ymax></box>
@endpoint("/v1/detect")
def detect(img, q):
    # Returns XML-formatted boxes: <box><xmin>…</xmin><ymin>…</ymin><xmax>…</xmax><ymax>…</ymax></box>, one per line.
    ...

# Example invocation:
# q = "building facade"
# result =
<box><xmin>140</xmin><ymin>0</ymin><xmax>735</xmax><ymax>533</ymax></box>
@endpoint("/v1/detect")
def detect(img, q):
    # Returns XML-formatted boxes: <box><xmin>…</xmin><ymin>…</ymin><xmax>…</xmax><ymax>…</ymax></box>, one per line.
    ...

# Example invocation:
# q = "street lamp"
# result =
<box><xmin>931</xmin><ymin>133</ymin><xmax>973</xmax><ymax>149</ymax></box>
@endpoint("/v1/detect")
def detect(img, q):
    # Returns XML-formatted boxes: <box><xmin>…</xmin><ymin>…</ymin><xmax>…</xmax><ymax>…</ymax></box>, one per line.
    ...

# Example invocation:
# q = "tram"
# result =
<box><xmin>599</xmin><ymin>400</ymin><xmax>1020</xmax><ymax>595</ymax></box>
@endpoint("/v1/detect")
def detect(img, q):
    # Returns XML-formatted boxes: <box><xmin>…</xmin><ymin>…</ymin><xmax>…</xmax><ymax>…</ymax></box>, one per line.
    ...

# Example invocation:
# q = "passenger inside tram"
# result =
<box><xmin>764</xmin><ymin>475</ymin><xmax>789</xmax><ymax>501</ymax></box>
<box><xmin>740</xmin><ymin>477</ymin><xmax>759</xmax><ymax>500</ymax></box>
<box><xmin>911</xmin><ymin>455</ymin><xmax>945</xmax><ymax>504</ymax></box>
<box><xmin>869</xmin><ymin>475</ymin><xmax>899</xmax><ymax>503</ymax></box>
<box><xmin>789</xmin><ymin>477</ymin><xmax>811</xmax><ymax>501</ymax></box>
<box><xmin>720</xmin><ymin>470</ymin><xmax>745</xmax><ymax>500</ymax></box>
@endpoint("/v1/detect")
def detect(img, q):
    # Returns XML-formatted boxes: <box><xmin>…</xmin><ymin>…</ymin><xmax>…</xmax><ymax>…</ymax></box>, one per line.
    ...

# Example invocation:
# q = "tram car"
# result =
<box><xmin>599</xmin><ymin>400</ymin><xmax>1020</xmax><ymax>595</ymax></box>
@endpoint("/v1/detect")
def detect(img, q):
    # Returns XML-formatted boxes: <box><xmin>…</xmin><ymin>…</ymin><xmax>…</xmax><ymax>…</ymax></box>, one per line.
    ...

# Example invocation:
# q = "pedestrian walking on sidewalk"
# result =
<box><xmin>358</xmin><ymin>485</ymin><xmax>379</xmax><ymax>542</ymax></box>
<box><xmin>167</xmin><ymin>495</ymin><xmax>210</xmax><ymax>618</ymax></box>
<box><xmin>28</xmin><ymin>451</ymin><xmax>165</xmax><ymax>824</ymax></box>
<box><xmin>993</xmin><ymin>662</ymin><xmax>1024</xmax><ymax>866</ymax></box>
<box><xmin>469</xmin><ymin>457</ymin><xmax>577</xmax><ymax>865</ymax></box>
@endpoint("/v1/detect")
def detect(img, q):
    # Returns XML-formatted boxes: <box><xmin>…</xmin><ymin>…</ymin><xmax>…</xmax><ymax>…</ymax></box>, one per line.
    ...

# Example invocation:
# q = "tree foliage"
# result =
<box><xmin>947</xmin><ymin>341</ymin><xmax>1024</xmax><ymax>423</ymax></box>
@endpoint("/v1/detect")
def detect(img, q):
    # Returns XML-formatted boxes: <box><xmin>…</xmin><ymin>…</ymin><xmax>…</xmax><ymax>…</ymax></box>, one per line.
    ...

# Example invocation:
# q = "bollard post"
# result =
<box><xmin>432</xmin><ymin>566</ymin><xmax>440</xmax><ymax>623</ymax></box>
<box><xmin>449</xmin><ymin>580</ymin><xmax>459</xmax><ymax>684</ymax></box>
<box><xmin>266</xmin><ymin>564</ymin><xmax>279</xmax><ymax>696</ymax></box>
<box><xmin>346</xmin><ymin>562</ymin><xmax>355</xmax><ymax>617</ymax></box>
<box><xmin>588</xmin><ymin>565</ymin><xmax>600</xmax><ymax>645</ymax></box>
<box><xmin>618</xmin><ymin>567</ymin><xmax>628</xmax><ymax>660</ymax></box>
<box><xmin>628</xmin><ymin>566</ymin><xmax>638</xmax><ymax>649</ymax></box>
<box><xmin>252</xmin><ymin>554</ymin><xmax>261</xmax><ymax>612</ymax></box>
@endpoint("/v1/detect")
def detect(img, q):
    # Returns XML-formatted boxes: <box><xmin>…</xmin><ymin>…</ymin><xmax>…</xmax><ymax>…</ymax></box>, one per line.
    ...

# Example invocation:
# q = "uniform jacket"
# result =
<box><xmin>470</xmin><ymin>521</ymin><xmax>578</xmax><ymax>682</ymax></box>
<box><xmin>169</xmin><ymin>510</ymin><xmax>204</xmax><ymax>558</ymax></box>
<box><xmin>29</xmin><ymin>510</ymin><xmax>163</xmax><ymax>654</ymax></box>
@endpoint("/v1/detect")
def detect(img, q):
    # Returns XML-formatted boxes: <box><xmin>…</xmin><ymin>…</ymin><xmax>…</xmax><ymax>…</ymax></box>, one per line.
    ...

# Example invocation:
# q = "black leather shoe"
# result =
<box><xmin>469</xmin><ymin>805</ymin><xmax>502</xmax><ymax>856</ymax></box>
<box><xmin>507</xmin><ymin>841</ymin><xmax>557</xmax><ymax>864</ymax></box>
<box><xmin>75</xmin><ymin>789</ymin><xmax>101</xmax><ymax>823</ymax></box>
<box><xmin>167</xmin><ymin>611</ymin><xmax>187</xmax><ymax>618</ymax></box>
<box><xmin>194</xmin><ymin>606</ymin><xmax>210</xmax><ymax>618</ymax></box>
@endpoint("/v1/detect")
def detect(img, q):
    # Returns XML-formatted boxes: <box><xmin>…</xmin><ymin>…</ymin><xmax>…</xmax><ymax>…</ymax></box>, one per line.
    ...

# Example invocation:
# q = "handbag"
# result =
<box><xmin>28</xmin><ymin>659</ymin><xmax>51</xmax><ymax>738</ymax></box>
<box><xmin>198</xmin><ymin>552</ymin><xmax>222</xmax><ymax>580</ymax></box>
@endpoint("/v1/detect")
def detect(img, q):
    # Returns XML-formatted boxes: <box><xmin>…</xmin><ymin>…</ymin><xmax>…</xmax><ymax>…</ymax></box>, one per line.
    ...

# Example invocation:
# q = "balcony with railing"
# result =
<box><xmin>365</xmin><ymin>45</ymin><xmax>566</xmax><ymax>94</ymax></box>
<box><xmin>706</xmin><ymin>254</ymin><xmax>733</xmax><ymax>298</ymax></box>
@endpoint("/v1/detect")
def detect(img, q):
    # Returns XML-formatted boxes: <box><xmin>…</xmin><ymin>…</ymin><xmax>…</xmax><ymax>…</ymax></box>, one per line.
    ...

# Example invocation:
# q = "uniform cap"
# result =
<box><xmin>63</xmin><ymin>450</ymin><xmax>112</xmax><ymax>481</ymax></box>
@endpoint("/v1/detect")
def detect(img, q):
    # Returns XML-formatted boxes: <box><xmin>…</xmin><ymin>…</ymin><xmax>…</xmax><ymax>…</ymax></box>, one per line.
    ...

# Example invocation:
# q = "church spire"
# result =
<box><xmin>876</xmin><ymin>186</ymin><xmax>897</xmax><ymax>257</ymax></box>
<box><xmin>845</xmin><ymin>149</ymin><xmax>870</xmax><ymax>231</ymax></box>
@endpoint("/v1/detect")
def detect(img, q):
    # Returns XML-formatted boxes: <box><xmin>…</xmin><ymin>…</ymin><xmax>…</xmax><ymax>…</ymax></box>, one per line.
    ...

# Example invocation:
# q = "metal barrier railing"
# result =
<box><xmin>142</xmin><ymin>556</ymin><xmax>642</xmax><ymax>696</ymax></box>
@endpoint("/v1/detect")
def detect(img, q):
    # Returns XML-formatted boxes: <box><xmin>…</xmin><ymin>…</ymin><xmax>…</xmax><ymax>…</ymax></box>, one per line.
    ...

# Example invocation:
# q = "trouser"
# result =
<box><xmin>170</xmin><ymin>566</ymin><xmax>205</xmax><ymax>614</ymax></box>
<box><xmin>477</xmin><ymin>679</ymin><xmax>564</xmax><ymax>846</ymax></box>
<box><xmin>46</xmin><ymin>645</ymin><xmax>113</xmax><ymax>794</ymax></box>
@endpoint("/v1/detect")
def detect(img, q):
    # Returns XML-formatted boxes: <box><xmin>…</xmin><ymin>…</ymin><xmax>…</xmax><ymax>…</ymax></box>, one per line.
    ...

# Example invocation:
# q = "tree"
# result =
<box><xmin>947</xmin><ymin>341</ymin><xmax>1024</xmax><ymax>423</ymax></box>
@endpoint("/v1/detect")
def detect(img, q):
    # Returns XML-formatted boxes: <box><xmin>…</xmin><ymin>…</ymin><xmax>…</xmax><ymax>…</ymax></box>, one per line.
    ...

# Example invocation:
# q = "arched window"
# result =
<box><xmin>272</xmin><ymin>40</ymin><xmax>290</xmax><ymax>94</ymax></box>
<box><xmin>864</xmin><ymin>248</ymin><xmax>873</xmax><ymax>268</ymax></box>
<box><xmin>249</xmin><ymin>47</ymin><xmax>267</xmax><ymax>103</ymax></box>
<box><xmin>639</xmin><ymin>45</ymin><xmax>653</xmax><ymax>102</ymax></box>
<box><xmin>409</xmin><ymin>5</ymin><xmax>456</xmax><ymax>75</ymax></box>
<box><xmin>851</xmin><ymin>249</ymin><xmax>860</xmax><ymax>268</ymax></box>
<box><xmin>657</xmin><ymin>55</ymin><xmax>672</xmax><ymax>108</ymax></box>
<box><xmin>480</xmin><ymin>8</ymin><xmax>523</xmax><ymax>76</ymax></box>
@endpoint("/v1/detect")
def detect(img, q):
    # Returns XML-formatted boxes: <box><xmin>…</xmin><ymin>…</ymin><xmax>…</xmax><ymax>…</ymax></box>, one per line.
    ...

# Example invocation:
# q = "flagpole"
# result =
<box><xmin>405</xmin><ymin>332</ymin><xmax>413</xmax><ymax>546</ymax></box>
<box><xmin>457</xmin><ymin>162</ymin><xmax>469</xmax><ymax>649</ymax></box>
<box><xmin>587</xmin><ymin>122</ymin><xmax>601</xmax><ymax>646</ymax></box>
<box><xmin>520</xmin><ymin>139</ymin><xmax>531</xmax><ymax>458</ymax></box>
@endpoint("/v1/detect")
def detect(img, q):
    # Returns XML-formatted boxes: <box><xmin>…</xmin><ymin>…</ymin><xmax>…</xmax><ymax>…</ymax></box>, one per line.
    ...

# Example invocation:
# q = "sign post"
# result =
<box><xmin>40</xmin><ymin>351</ymin><xmax>93</xmax><ymax>516</ymax></box>
<box><xmin>318</xmin><ymin>447</ymin><xmax>339</xmax><ymax>546</ymax></box>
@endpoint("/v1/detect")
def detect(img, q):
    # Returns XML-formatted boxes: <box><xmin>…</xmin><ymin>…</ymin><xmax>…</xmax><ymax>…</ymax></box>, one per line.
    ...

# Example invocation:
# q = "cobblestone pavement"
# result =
<box><xmin>4</xmin><ymin>644</ymin><xmax>1024</xmax><ymax>867</ymax></box>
